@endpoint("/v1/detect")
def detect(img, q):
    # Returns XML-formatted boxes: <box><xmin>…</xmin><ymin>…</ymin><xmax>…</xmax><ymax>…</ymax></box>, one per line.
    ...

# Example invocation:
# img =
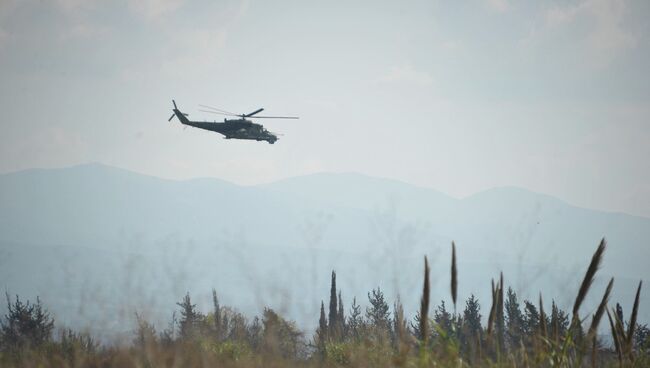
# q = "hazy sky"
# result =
<box><xmin>1</xmin><ymin>0</ymin><xmax>649</xmax><ymax>217</ymax></box>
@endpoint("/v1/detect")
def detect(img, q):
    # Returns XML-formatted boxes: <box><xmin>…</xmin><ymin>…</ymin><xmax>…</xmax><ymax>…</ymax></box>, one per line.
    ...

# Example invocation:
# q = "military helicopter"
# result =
<box><xmin>167</xmin><ymin>100</ymin><xmax>298</xmax><ymax>144</ymax></box>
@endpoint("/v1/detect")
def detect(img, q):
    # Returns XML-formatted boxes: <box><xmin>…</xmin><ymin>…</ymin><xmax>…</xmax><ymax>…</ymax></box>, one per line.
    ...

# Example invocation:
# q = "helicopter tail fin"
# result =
<box><xmin>175</xmin><ymin>110</ymin><xmax>191</xmax><ymax>125</ymax></box>
<box><xmin>170</xmin><ymin>100</ymin><xmax>191</xmax><ymax>125</ymax></box>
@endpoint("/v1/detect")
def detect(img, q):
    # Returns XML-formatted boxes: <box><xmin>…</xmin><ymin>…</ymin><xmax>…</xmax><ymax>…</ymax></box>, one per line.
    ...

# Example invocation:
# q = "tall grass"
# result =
<box><xmin>0</xmin><ymin>238</ymin><xmax>646</xmax><ymax>368</ymax></box>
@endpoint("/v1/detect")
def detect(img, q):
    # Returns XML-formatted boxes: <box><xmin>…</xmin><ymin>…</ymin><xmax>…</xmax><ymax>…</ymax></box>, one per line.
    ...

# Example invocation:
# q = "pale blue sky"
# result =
<box><xmin>1</xmin><ymin>0</ymin><xmax>649</xmax><ymax>216</ymax></box>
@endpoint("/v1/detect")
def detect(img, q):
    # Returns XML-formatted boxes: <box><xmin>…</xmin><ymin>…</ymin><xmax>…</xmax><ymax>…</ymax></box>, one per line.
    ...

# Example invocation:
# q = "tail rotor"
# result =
<box><xmin>168</xmin><ymin>100</ymin><xmax>177</xmax><ymax>122</ymax></box>
<box><xmin>168</xmin><ymin>100</ymin><xmax>188</xmax><ymax>122</ymax></box>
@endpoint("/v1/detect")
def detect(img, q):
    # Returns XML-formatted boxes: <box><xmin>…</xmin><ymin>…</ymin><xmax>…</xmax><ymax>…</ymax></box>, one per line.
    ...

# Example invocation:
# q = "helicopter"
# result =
<box><xmin>167</xmin><ymin>100</ymin><xmax>298</xmax><ymax>144</ymax></box>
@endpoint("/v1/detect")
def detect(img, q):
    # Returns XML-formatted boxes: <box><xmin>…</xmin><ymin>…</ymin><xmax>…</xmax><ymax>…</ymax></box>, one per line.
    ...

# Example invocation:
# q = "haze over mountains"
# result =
<box><xmin>0</xmin><ymin>163</ymin><xmax>648</xmax><ymax>339</ymax></box>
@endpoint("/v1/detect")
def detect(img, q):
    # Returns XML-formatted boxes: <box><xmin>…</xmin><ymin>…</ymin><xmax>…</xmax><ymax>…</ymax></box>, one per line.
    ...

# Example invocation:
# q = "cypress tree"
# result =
<box><xmin>212</xmin><ymin>289</ymin><xmax>221</xmax><ymax>339</ymax></box>
<box><xmin>329</xmin><ymin>271</ymin><xmax>338</xmax><ymax>339</ymax></box>
<box><xmin>319</xmin><ymin>301</ymin><xmax>328</xmax><ymax>333</ymax></box>
<box><xmin>338</xmin><ymin>290</ymin><xmax>345</xmax><ymax>339</ymax></box>
<box><xmin>317</xmin><ymin>301</ymin><xmax>328</xmax><ymax>355</ymax></box>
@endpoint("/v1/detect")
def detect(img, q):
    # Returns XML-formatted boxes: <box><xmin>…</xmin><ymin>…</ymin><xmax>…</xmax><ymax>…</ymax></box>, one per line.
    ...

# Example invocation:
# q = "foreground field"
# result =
<box><xmin>1</xmin><ymin>239</ymin><xmax>647</xmax><ymax>367</ymax></box>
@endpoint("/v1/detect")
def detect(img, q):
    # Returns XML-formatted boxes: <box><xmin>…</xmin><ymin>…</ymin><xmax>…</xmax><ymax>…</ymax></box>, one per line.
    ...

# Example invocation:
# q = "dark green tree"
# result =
<box><xmin>328</xmin><ymin>271</ymin><xmax>338</xmax><ymax>339</ymax></box>
<box><xmin>366</xmin><ymin>287</ymin><xmax>390</xmax><ymax>329</ymax></box>
<box><xmin>505</xmin><ymin>288</ymin><xmax>524</xmax><ymax>348</ymax></box>
<box><xmin>316</xmin><ymin>301</ymin><xmax>327</xmax><ymax>355</ymax></box>
<box><xmin>434</xmin><ymin>300</ymin><xmax>454</xmax><ymax>336</ymax></box>
<box><xmin>550</xmin><ymin>301</ymin><xmax>570</xmax><ymax>339</ymax></box>
<box><xmin>212</xmin><ymin>289</ymin><xmax>222</xmax><ymax>339</ymax></box>
<box><xmin>410</xmin><ymin>311</ymin><xmax>426</xmax><ymax>342</ymax></box>
<box><xmin>0</xmin><ymin>294</ymin><xmax>54</xmax><ymax>351</ymax></box>
<box><xmin>176</xmin><ymin>292</ymin><xmax>203</xmax><ymax>340</ymax></box>
<box><xmin>347</xmin><ymin>297</ymin><xmax>363</xmax><ymax>341</ymax></box>
<box><xmin>247</xmin><ymin>316</ymin><xmax>263</xmax><ymax>352</ymax></box>
<box><xmin>522</xmin><ymin>300</ymin><xmax>540</xmax><ymax>338</ymax></box>
<box><xmin>461</xmin><ymin>294</ymin><xmax>482</xmax><ymax>344</ymax></box>
<box><xmin>634</xmin><ymin>323</ymin><xmax>649</xmax><ymax>351</ymax></box>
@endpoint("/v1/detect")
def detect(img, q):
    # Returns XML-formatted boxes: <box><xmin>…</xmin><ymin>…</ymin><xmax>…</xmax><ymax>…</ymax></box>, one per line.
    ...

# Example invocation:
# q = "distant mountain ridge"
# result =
<box><xmin>2</xmin><ymin>162</ymin><xmax>641</xmax><ymax>217</ymax></box>
<box><xmin>2</xmin><ymin>163</ymin><xmax>649</xmax><ymax>266</ymax></box>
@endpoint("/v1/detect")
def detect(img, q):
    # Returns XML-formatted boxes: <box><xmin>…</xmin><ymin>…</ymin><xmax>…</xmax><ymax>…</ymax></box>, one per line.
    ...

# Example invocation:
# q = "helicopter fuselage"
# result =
<box><xmin>173</xmin><ymin>109</ymin><xmax>278</xmax><ymax>144</ymax></box>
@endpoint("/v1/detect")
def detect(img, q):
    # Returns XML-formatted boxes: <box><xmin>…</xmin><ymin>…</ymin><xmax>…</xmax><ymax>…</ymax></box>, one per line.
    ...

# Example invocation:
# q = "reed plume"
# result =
<box><xmin>613</xmin><ymin>307</ymin><xmax>626</xmax><ymax>348</ymax></box>
<box><xmin>572</xmin><ymin>238</ymin><xmax>606</xmax><ymax>319</ymax></box>
<box><xmin>487</xmin><ymin>278</ymin><xmax>497</xmax><ymax>338</ymax></box>
<box><xmin>588</xmin><ymin>277</ymin><xmax>613</xmax><ymax>339</ymax></box>
<box><xmin>419</xmin><ymin>256</ymin><xmax>430</xmax><ymax>344</ymax></box>
<box><xmin>586</xmin><ymin>277</ymin><xmax>613</xmax><ymax>367</ymax></box>
<box><xmin>607</xmin><ymin>308</ymin><xmax>623</xmax><ymax>366</ymax></box>
<box><xmin>496</xmin><ymin>272</ymin><xmax>504</xmax><ymax>349</ymax></box>
<box><xmin>626</xmin><ymin>280</ymin><xmax>642</xmax><ymax>349</ymax></box>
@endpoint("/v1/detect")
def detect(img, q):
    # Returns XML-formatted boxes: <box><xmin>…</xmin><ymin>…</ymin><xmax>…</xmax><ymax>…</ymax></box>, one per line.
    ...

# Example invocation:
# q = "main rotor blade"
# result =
<box><xmin>244</xmin><ymin>108</ymin><xmax>264</xmax><ymax>117</ymax></box>
<box><xmin>198</xmin><ymin>104</ymin><xmax>238</xmax><ymax>115</ymax></box>
<box><xmin>199</xmin><ymin>109</ymin><xmax>239</xmax><ymax>117</ymax></box>
<box><xmin>168</xmin><ymin>114</ymin><xmax>175</xmax><ymax>122</ymax></box>
<box><xmin>250</xmin><ymin>116</ymin><xmax>299</xmax><ymax>119</ymax></box>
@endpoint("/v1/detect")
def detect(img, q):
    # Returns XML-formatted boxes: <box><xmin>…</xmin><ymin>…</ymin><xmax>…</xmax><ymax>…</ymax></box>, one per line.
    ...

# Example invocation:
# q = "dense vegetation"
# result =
<box><xmin>1</xmin><ymin>239</ymin><xmax>648</xmax><ymax>367</ymax></box>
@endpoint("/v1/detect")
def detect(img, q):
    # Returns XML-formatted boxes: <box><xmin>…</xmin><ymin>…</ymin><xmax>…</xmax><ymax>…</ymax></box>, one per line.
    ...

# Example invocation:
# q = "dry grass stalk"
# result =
<box><xmin>613</xmin><ymin>306</ymin><xmax>626</xmax><ymax>338</ymax></box>
<box><xmin>591</xmin><ymin>337</ymin><xmax>597</xmax><ymax>368</ymax></box>
<box><xmin>586</xmin><ymin>277</ymin><xmax>613</xmax><ymax>368</ymax></box>
<box><xmin>626</xmin><ymin>280</ymin><xmax>642</xmax><ymax>348</ymax></box>
<box><xmin>588</xmin><ymin>277</ymin><xmax>613</xmax><ymax>339</ymax></box>
<box><xmin>497</xmin><ymin>272</ymin><xmax>504</xmax><ymax>349</ymax></box>
<box><xmin>522</xmin><ymin>342</ymin><xmax>530</xmax><ymax>368</ymax></box>
<box><xmin>606</xmin><ymin>308</ymin><xmax>623</xmax><ymax>366</ymax></box>
<box><xmin>419</xmin><ymin>256</ymin><xmax>430</xmax><ymax>344</ymax></box>
<box><xmin>487</xmin><ymin>279</ymin><xmax>497</xmax><ymax>339</ymax></box>
<box><xmin>572</xmin><ymin>238</ymin><xmax>606</xmax><ymax>319</ymax></box>
<box><xmin>451</xmin><ymin>242</ymin><xmax>457</xmax><ymax>311</ymax></box>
